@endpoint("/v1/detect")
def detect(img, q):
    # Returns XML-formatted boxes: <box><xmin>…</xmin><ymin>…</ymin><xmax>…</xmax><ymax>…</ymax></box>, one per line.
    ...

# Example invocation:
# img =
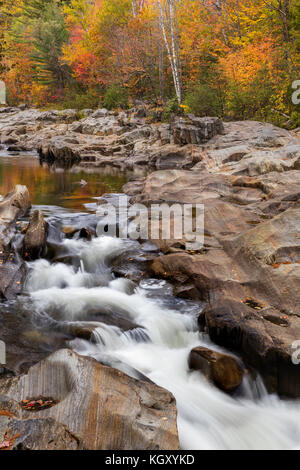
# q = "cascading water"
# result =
<box><xmin>24</xmin><ymin>232</ymin><xmax>300</xmax><ymax>450</ymax></box>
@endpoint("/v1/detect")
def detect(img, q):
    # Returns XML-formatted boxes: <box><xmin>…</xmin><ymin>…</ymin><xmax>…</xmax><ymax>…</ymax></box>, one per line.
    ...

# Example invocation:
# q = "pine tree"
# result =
<box><xmin>14</xmin><ymin>0</ymin><xmax>71</xmax><ymax>93</ymax></box>
<box><xmin>291</xmin><ymin>0</ymin><xmax>300</xmax><ymax>49</ymax></box>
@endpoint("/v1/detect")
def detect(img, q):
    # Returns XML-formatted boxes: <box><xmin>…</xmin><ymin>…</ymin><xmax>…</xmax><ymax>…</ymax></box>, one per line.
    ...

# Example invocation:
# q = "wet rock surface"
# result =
<box><xmin>23</xmin><ymin>210</ymin><xmax>48</xmax><ymax>261</ymax></box>
<box><xmin>188</xmin><ymin>346</ymin><xmax>243</xmax><ymax>392</ymax></box>
<box><xmin>0</xmin><ymin>349</ymin><xmax>179</xmax><ymax>450</ymax></box>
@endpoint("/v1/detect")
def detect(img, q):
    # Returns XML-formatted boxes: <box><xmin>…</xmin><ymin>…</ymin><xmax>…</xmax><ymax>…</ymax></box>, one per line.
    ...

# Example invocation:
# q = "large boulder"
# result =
<box><xmin>172</xmin><ymin>115</ymin><xmax>224</xmax><ymax>146</ymax></box>
<box><xmin>0</xmin><ymin>185</ymin><xmax>31</xmax><ymax>299</ymax></box>
<box><xmin>0</xmin><ymin>349</ymin><xmax>179</xmax><ymax>450</ymax></box>
<box><xmin>148</xmin><ymin>144</ymin><xmax>199</xmax><ymax>170</ymax></box>
<box><xmin>202</xmin><ymin>298</ymin><xmax>300</xmax><ymax>397</ymax></box>
<box><xmin>38</xmin><ymin>139</ymin><xmax>81</xmax><ymax>167</ymax></box>
<box><xmin>188</xmin><ymin>346</ymin><xmax>243</xmax><ymax>392</ymax></box>
<box><xmin>0</xmin><ymin>185</ymin><xmax>30</xmax><ymax>227</ymax></box>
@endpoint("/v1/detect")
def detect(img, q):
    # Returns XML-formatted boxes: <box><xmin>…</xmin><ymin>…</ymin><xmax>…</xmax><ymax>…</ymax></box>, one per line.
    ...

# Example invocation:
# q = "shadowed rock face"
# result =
<box><xmin>202</xmin><ymin>299</ymin><xmax>300</xmax><ymax>397</ymax></box>
<box><xmin>172</xmin><ymin>115</ymin><xmax>225</xmax><ymax>146</ymax></box>
<box><xmin>38</xmin><ymin>141</ymin><xmax>81</xmax><ymax>167</ymax></box>
<box><xmin>0</xmin><ymin>185</ymin><xmax>31</xmax><ymax>299</ymax></box>
<box><xmin>0</xmin><ymin>349</ymin><xmax>179</xmax><ymax>450</ymax></box>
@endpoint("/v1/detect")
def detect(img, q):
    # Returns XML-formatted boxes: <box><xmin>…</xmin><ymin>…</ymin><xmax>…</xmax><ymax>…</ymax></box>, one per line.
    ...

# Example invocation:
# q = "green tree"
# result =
<box><xmin>291</xmin><ymin>0</ymin><xmax>300</xmax><ymax>49</ymax></box>
<box><xmin>13</xmin><ymin>0</ymin><xmax>71</xmax><ymax>94</ymax></box>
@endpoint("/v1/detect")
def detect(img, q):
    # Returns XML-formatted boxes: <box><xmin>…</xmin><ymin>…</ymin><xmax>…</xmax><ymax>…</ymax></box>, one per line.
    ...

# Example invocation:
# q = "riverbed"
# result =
<box><xmin>1</xmin><ymin>150</ymin><xmax>300</xmax><ymax>450</ymax></box>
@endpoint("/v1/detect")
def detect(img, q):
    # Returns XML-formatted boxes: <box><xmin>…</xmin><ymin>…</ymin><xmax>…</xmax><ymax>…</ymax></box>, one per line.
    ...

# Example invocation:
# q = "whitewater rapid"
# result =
<box><xmin>25</xmin><ymin>234</ymin><xmax>300</xmax><ymax>450</ymax></box>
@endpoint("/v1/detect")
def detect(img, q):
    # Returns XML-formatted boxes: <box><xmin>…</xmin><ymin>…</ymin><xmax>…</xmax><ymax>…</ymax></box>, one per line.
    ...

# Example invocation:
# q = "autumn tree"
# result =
<box><xmin>131</xmin><ymin>0</ymin><xmax>145</xmax><ymax>17</ymax></box>
<box><xmin>0</xmin><ymin>0</ymin><xmax>298</xmax><ymax>125</ymax></box>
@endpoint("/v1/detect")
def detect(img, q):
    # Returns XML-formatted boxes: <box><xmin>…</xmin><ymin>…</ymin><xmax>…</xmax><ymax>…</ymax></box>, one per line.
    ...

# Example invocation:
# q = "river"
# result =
<box><xmin>1</xmin><ymin>150</ymin><xmax>300</xmax><ymax>450</ymax></box>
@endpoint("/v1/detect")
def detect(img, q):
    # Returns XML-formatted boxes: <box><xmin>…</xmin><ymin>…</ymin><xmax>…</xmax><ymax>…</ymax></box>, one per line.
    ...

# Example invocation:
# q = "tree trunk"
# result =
<box><xmin>157</xmin><ymin>0</ymin><xmax>182</xmax><ymax>105</ymax></box>
<box><xmin>158</xmin><ymin>30</ymin><xmax>164</xmax><ymax>102</ymax></box>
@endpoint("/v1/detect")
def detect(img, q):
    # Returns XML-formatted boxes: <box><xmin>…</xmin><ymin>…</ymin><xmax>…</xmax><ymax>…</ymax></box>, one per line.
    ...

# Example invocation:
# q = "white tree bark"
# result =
<box><xmin>157</xmin><ymin>0</ymin><xmax>182</xmax><ymax>104</ymax></box>
<box><xmin>132</xmin><ymin>0</ymin><xmax>146</xmax><ymax>17</ymax></box>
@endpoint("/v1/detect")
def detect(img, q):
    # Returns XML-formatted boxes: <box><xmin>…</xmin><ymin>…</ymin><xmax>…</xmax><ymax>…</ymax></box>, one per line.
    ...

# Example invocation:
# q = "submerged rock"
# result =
<box><xmin>61</xmin><ymin>225</ymin><xmax>77</xmax><ymax>237</ymax></box>
<box><xmin>0</xmin><ymin>349</ymin><xmax>179</xmax><ymax>450</ymax></box>
<box><xmin>188</xmin><ymin>346</ymin><xmax>243</xmax><ymax>392</ymax></box>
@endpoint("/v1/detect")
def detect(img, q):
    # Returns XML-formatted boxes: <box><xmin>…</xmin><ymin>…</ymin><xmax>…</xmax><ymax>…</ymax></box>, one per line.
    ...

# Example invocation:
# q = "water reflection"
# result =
<box><xmin>0</xmin><ymin>152</ymin><xmax>129</xmax><ymax>212</ymax></box>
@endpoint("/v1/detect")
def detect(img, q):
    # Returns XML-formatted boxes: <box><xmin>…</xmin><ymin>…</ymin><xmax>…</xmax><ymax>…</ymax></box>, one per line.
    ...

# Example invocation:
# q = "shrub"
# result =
<box><xmin>60</xmin><ymin>88</ymin><xmax>100</xmax><ymax>110</ymax></box>
<box><xmin>162</xmin><ymin>97</ymin><xmax>180</xmax><ymax>121</ymax></box>
<box><xmin>224</xmin><ymin>69</ymin><xmax>276</xmax><ymax>121</ymax></box>
<box><xmin>184</xmin><ymin>84</ymin><xmax>224</xmax><ymax>117</ymax></box>
<box><xmin>103</xmin><ymin>84</ymin><xmax>129</xmax><ymax>110</ymax></box>
<box><xmin>224</xmin><ymin>85</ymin><xmax>250</xmax><ymax>120</ymax></box>
<box><xmin>290</xmin><ymin>111</ymin><xmax>300</xmax><ymax>128</ymax></box>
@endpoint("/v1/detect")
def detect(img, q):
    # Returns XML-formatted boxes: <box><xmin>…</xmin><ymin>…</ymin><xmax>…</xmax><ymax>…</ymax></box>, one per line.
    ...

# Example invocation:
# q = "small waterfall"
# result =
<box><xmin>26</xmin><ymin>234</ymin><xmax>300</xmax><ymax>450</ymax></box>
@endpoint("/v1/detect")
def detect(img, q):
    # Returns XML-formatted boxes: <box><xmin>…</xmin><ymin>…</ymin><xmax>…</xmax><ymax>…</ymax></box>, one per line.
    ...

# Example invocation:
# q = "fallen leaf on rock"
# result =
<box><xmin>21</xmin><ymin>396</ymin><xmax>58</xmax><ymax>411</ymax></box>
<box><xmin>0</xmin><ymin>432</ymin><xmax>21</xmax><ymax>451</ymax></box>
<box><xmin>0</xmin><ymin>441</ymin><xmax>10</xmax><ymax>449</ymax></box>
<box><xmin>243</xmin><ymin>298</ymin><xmax>264</xmax><ymax>310</ymax></box>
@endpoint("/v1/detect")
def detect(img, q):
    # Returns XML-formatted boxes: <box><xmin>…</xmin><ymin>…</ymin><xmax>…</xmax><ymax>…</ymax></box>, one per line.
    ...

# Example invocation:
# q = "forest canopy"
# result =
<box><xmin>0</xmin><ymin>0</ymin><xmax>299</xmax><ymax>127</ymax></box>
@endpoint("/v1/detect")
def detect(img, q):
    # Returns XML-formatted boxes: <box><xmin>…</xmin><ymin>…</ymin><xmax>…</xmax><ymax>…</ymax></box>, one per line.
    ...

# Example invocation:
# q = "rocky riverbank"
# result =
<box><xmin>1</xmin><ymin>104</ymin><xmax>300</xmax><ymax>449</ymax></box>
<box><xmin>0</xmin><ymin>349</ymin><xmax>179</xmax><ymax>450</ymax></box>
<box><xmin>0</xmin><ymin>105</ymin><xmax>224</xmax><ymax>170</ymax></box>
<box><xmin>1</xmin><ymin>106</ymin><xmax>300</xmax><ymax>397</ymax></box>
<box><xmin>122</xmin><ymin>120</ymin><xmax>300</xmax><ymax>397</ymax></box>
<box><xmin>0</xmin><ymin>180</ymin><xmax>180</xmax><ymax>450</ymax></box>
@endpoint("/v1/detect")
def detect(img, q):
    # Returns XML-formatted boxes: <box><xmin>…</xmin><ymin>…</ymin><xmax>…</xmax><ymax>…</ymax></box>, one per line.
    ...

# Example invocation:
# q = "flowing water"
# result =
<box><xmin>1</xmin><ymin>151</ymin><xmax>300</xmax><ymax>450</ymax></box>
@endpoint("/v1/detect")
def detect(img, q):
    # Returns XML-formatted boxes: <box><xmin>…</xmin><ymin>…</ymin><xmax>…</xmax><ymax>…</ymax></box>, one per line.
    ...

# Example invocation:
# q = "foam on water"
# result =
<box><xmin>26</xmin><ymin>235</ymin><xmax>300</xmax><ymax>450</ymax></box>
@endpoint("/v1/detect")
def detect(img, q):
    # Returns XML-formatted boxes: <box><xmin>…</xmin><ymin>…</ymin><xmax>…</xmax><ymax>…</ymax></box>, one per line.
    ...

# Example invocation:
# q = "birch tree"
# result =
<box><xmin>157</xmin><ymin>0</ymin><xmax>182</xmax><ymax>104</ymax></box>
<box><xmin>132</xmin><ymin>0</ymin><xmax>145</xmax><ymax>17</ymax></box>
